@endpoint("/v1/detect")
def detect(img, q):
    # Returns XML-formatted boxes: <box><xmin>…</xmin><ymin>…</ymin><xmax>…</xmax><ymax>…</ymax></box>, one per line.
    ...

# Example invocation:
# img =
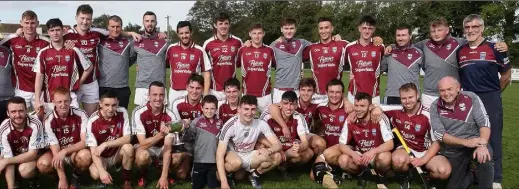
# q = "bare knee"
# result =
<box><xmin>121</xmin><ymin>144</ymin><xmax>134</xmax><ymax>159</ymax></box>
<box><xmin>75</xmin><ymin>150</ymin><xmax>92</xmax><ymax>171</ymax></box>
<box><xmin>391</xmin><ymin>154</ymin><xmax>409</xmax><ymax>169</ymax></box>
<box><xmin>37</xmin><ymin>158</ymin><xmax>53</xmax><ymax>175</ymax></box>
<box><xmin>171</xmin><ymin>153</ymin><xmax>183</xmax><ymax>167</ymax></box>
<box><xmin>225</xmin><ymin>159</ymin><xmax>242</xmax><ymax>172</ymax></box>
<box><xmin>270</xmin><ymin>152</ymin><xmax>282</xmax><ymax>166</ymax></box>
<box><xmin>433</xmin><ymin>164</ymin><xmax>452</xmax><ymax>180</ymax></box>
<box><xmin>376</xmin><ymin>152</ymin><xmax>392</xmax><ymax>165</ymax></box>
<box><xmin>311</xmin><ymin>137</ymin><xmax>326</xmax><ymax>154</ymax></box>
<box><xmin>18</xmin><ymin>163</ymin><xmax>37</xmax><ymax>179</ymax></box>
<box><xmin>338</xmin><ymin>154</ymin><xmax>351</xmax><ymax>169</ymax></box>
<box><xmin>135</xmin><ymin>149</ymin><xmax>151</xmax><ymax>167</ymax></box>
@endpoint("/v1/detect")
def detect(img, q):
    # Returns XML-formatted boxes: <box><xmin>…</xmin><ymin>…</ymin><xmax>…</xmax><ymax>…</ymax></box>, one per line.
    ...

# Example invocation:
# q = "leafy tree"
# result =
<box><xmin>123</xmin><ymin>22</ymin><xmax>142</xmax><ymax>33</ymax></box>
<box><xmin>92</xmin><ymin>14</ymin><xmax>110</xmax><ymax>28</ymax></box>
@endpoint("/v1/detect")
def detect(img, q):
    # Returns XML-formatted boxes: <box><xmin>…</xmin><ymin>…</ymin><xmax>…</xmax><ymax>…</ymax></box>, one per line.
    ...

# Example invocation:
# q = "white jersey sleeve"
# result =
<box><xmin>339</xmin><ymin>121</ymin><xmax>349</xmax><ymax>144</ymax></box>
<box><xmin>379</xmin><ymin>114</ymin><xmax>393</xmax><ymax>142</ymax></box>
<box><xmin>295</xmin><ymin>114</ymin><xmax>309</xmax><ymax>135</ymax></box>
<box><xmin>1</xmin><ymin>130</ymin><xmax>13</xmax><ymax>158</ymax></box>
<box><xmin>195</xmin><ymin>45</ymin><xmax>212</xmax><ymax>72</ymax></box>
<box><xmin>73</xmin><ymin>47</ymin><xmax>92</xmax><ymax>70</ymax></box>
<box><xmin>44</xmin><ymin>116</ymin><xmax>58</xmax><ymax>146</ymax></box>
<box><xmin>76</xmin><ymin>108</ymin><xmax>89</xmax><ymax>134</ymax></box>
<box><xmin>259</xmin><ymin>110</ymin><xmax>271</xmax><ymax>122</ymax></box>
<box><xmin>257</xmin><ymin>120</ymin><xmax>274</xmax><ymax>137</ymax></box>
<box><xmin>85</xmin><ymin>116</ymin><xmax>98</xmax><ymax>147</ymax></box>
<box><xmin>380</xmin><ymin>104</ymin><xmax>403</xmax><ymax>112</ymax></box>
<box><xmin>28</xmin><ymin>120</ymin><xmax>45</xmax><ymax>150</ymax></box>
<box><xmin>218</xmin><ymin>118</ymin><xmax>237</xmax><ymax>144</ymax></box>
<box><xmin>120</xmin><ymin>108</ymin><xmax>131</xmax><ymax>136</ymax></box>
<box><xmin>90</xmin><ymin>27</ymin><xmax>110</xmax><ymax>36</ymax></box>
<box><xmin>131</xmin><ymin>106</ymin><xmax>147</xmax><ymax>135</ymax></box>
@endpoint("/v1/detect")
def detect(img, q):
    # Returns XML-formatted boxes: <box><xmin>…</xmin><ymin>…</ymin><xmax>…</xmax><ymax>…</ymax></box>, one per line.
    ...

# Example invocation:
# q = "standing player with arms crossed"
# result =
<box><xmin>216</xmin><ymin>95</ymin><xmax>282</xmax><ymax>189</ymax></box>
<box><xmin>132</xmin><ymin>81</ymin><xmax>176</xmax><ymax>188</ymax></box>
<box><xmin>36</xmin><ymin>87</ymin><xmax>92</xmax><ymax>189</ymax></box>
<box><xmin>166</xmin><ymin>21</ymin><xmax>212</xmax><ymax>108</ymax></box>
<box><xmin>237</xmin><ymin>23</ymin><xmax>276</xmax><ymax>113</ymax></box>
<box><xmin>203</xmin><ymin>12</ymin><xmax>243</xmax><ymax>101</ymax></box>
<box><xmin>218</xmin><ymin>78</ymin><xmax>241</xmax><ymax>124</ymax></box>
<box><xmin>86</xmin><ymin>91</ymin><xmax>134</xmax><ymax>188</ymax></box>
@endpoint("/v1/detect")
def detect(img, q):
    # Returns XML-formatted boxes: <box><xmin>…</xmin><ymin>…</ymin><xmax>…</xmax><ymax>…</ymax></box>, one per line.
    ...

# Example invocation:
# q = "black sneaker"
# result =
<box><xmin>357</xmin><ymin>177</ymin><xmax>367</xmax><ymax>189</ymax></box>
<box><xmin>376</xmin><ymin>173</ymin><xmax>389</xmax><ymax>189</ymax></box>
<box><xmin>70</xmin><ymin>173</ymin><xmax>81</xmax><ymax>189</ymax></box>
<box><xmin>13</xmin><ymin>181</ymin><xmax>20</xmax><ymax>189</ymax></box>
<box><xmin>226</xmin><ymin>173</ymin><xmax>236</xmax><ymax>188</ymax></box>
<box><xmin>278</xmin><ymin>165</ymin><xmax>292</xmax><ymax>180</ymax></box>
<box><xmin>398</xmin><ymin>173</ymin><xmax>410</xmax><ymax>189</ymax></box>
<box><xmin>28</xmin><ymin>179</ymin><xmax>40</xmax><ymax>188</ymax></box>
<box><xmin>248</xmin><ymin>174</ymin><xmax>263</xmax><ymax>189</ymax></box>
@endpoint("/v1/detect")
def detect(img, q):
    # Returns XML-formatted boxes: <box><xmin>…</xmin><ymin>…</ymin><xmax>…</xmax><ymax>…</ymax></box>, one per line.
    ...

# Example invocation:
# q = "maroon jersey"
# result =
<box><xmin>260</xmin><ymin>111</ymin><xmax>309</xmax><ymax>151</ymax></box>
<box><xmin>172</xmin><ymin>96</ymin><xmax>202</xmax><ymax>120</ymax></box>
<box><xmin>237</xmin><ymin>45</ymin><xmax>276</xmax><ymax>97</ymax></box>
<box><xmin>385</xmin><ymin>104</ymin><xmax>435</xmax><ymax>152</ymax></box>
<box><xmin>132</xmin><ymin>103</ymin><xmax>176</xmax><ymax>147</ymax></box>
<box><xmin>65</xmin><ymin>27</ymin><xmax>107</xmax><ymax>84</ymax></box>
<box><xmin>297</xmin><ymin>101</ymin><xmax>319</xmax><ymax>125</ymax></box>
<box><xmin>0</xmin><ymin>116</ymin><xmax>44</xmax><ymax>158</ymax></box>
<box><xmin>202</xmin><ymin>35</ymin><xmax>242</xmax><ymax>91</ymax></box>
<box><xmin>166</xmin><ymin>42</ymin><xmax>212</xmax><ymax>90</ymax></box>
<box><xmin>303</xmin><ymin>40</ymin><xmax>348</xmax><ymax>94</ymax></box>
<box><xmin>32</xmin><ymin>45</ymin><xmax>91</xmax><ymax>102</ymax></box>
<box><xmin>0</xmin><ymin>35</ymin><xmax>49</xmax><ymax>92</ymax></box>
<box><xmin>315</xmin><ymin>102</ymin><xmax>349</xmax><ymax>147</ymax></box>
<box><xmin>43</xmin><ymin>106</ymin><xmax>88</xmax><ymax>148</ymax></box>
<box><xmin>86</xmin><ymin>108</ymin><xmax>131</xmax><ymax>158</ymax></box>
<box><xmin>218</xmin><ymin>101</ymin><xmax>238</xmax><ymax>124</ymax></box>
<box><xmin>346</xmin><ymin>41</ymin><xmax>384</xmax><ymax>97</ymax></box>
<box><xmin>339</xmin><ymin>115</ymin><xmax>393</xmax><ymax>153</ymax></box>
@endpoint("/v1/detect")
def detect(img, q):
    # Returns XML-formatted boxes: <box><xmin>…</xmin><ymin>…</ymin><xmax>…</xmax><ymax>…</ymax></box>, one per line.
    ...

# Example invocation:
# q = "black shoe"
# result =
<box><xmin>398</xmin><ymin>173</ymin><xmax>410</xmax><ymax>189</ymax></box>
<box><xmin>28</xmin><ymin>179</ymin><xmax>40</xmax><ymax>188</ymax></box>
<box><xmin>357</xmin><ymin>178</ymin><xmax>368</xmax><ymax>189</ymax></box>
<box><xmin>248</xmin><ymin>174</ymin><xmax>263</xmax><ymax>189</ymax></box>
<box><xmin>70</xmin><ymin>173</ymin><xmax>81</xmax><ymax>189</ymax></box>
<box><xmin>226</xmin><ymin>173</ymin><xmax>236</xmax><ymax>188</ymax></box>
<box><xmin>376</xmin><ymin>174</ymin><xmax>389</xmax><ymax>189</ymax></box>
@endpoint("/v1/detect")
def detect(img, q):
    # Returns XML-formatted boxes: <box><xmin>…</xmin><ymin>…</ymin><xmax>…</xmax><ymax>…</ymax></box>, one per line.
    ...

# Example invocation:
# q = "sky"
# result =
<box><xmin>0</xmin><ymin>1</ymin><xmax>195</xmax><ymax>31</ymax></box>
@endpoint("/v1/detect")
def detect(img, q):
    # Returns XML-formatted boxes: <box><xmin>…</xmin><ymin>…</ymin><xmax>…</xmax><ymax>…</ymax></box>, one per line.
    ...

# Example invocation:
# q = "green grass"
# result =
<box><xmin>7</xmin><ymin>66</ymin><xmax>519</xmax><ymax>188</ymax></box>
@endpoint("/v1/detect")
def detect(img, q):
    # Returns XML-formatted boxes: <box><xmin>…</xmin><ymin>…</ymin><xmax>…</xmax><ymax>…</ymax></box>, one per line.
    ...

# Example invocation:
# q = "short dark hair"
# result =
<box><xmin>46</xmin><ymin>18</ymin><xmax>63</xmax><ymax>29</ymax></box>
<box><xmin>202</xmin><ymin>95</ymin><xmax>218</xmax><ymax>107</ymax></box>
<box><xmin>108</xmin><ymin>15</ymin><xmax>123</xmax><ymax>26</ymax></box>
<box><xmin>239</xmin><ymin>95</ymin><xmax>258</xmax><ymax>106</ymax></box>
<box><xmin>143</xmin><ymin>11</ymin><xmax>156</xmax><ymax>19</ymax></box>
<box><xmin>354</xmin><ymin>92</ymin><xmax>372</xmax><ymax>104</ymax></box>
<box><xmin>396</xmin><ymin>24</ymin><xmax>411</xmax><ymax>34</ymax></box>
<box><xmin>21</xmin><ymin>10</ymin><xmax>38</xmax><ymax>20</ymax></box>
<box><xmin>176</xmin><ymin>21</ymin><xmax>192</xmax><ymax>32</ymax></box>
<box><xmin>100</xmin><ymin>90</ymin><xmax>119</xmax><ymax>101</ymax></box>
<box><xmin>76</xmin><ymin>4</ymin><xmax>93</xmax><ymax>16</ymax></box>
<box><xmin>213</xmin><ymin>12</ymin><xmax>230</xmax><ymax>24</ymax></box>
<box><xmin>7</xmin><ymin>96</ymin><xmax>26</xmax><ymax>110</ymax></box>
<box><xmin>249</xmin><ymin>23</ymin><xmax>264</xmax><ymax>32</ymax></box>
<box><xmin>318</xmin><ymin>17</ymin><xmax>333</xmax><ymax>25</ymax></box>
<box><xmin>326</xmin><ymin>79</ymin><xmax>344</xmax><ymax>93</ymax></box>
<box><xmin>187</xmin><ymin>73</ymin><xmax>204</xmax><ymax>87</ymax></box>
<box><xmin>358</xmin><ymin>15</ymin><xmax>376</xmax><ymax>26</ymax></box>
<box><xmin>281</xmin><ymin>91</ymin><xmax>298</xmax><ymax>103</ymax></box>
<box><xmin>399</xmin><ymin>83</ymin><xmax>418</xmax><ymax>93</ymax></box>
<box><xmin>224</xmin><ymin>78</ymin><xmax>241</xmax><ymax>90</ymax></box>
<box><xmin>280</xmin><ymin>18</ymin><xmax>296</xmax><ymax>27</ymax></box>
<box><xmin>148</xmin><ymin>81</ymin><xmax>165</xmax><ymax>89</ymax></box>
<box><xmin>299</xmin><ymin>78</ymin><xmax>316</xmax><ymax>90</ymax></box>
<box><xmin>430</xmin><ymin>17</ymin><xmax>449</xmax><ymax>28</ymax></box>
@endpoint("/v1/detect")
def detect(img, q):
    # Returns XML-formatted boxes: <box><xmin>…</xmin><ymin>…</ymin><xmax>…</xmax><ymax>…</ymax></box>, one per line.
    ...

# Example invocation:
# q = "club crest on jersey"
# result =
<box><xmin>119</xmin><ymin>41</ymin><xmax>124</xmax><ymax>47</ymax></box>
<box><xmin>480</xmin><ymin>52</ymin><xmax>486</xmax><ymax>59</ymax></box>
<box><xmin>371</xmin><ymin>51</ymin><xmax>376</xmax><ymax>57</ymax></box>
<box><xmin>459</xmin><ymin>103</ymin><xmax>466</xmax><ymax>111</ymax></box>
<box><xmin>415</xmin><ymin>124</ymin><xmax>421</xmax><ymax>132</ymax></box>
<box><xmin>339</xmin><ymin>115</ymin><xmax>344</xmax><ymax>122</ymax></box>
<box><xmin>263</xmin><ymin>53</ymin><xmax>267</xmax><ymax>59</ymax></box>
<box><xmin>279</xmin><ymin>45</ymin><xmax>285</xmax><ymax>49</ymax></box>
<box><xmin>190</xmin><ymin>54</ymin><xmax>195</xmax><ymax>60</ymax></box>
<box><xmin>154</xmin><ymin>41</ymin><xmax>159</xmax><ymax>47</ymax></box>
<box><xmin>36</xmin><ymin>47</ymin><xmax>41</xmax><ymax>52</ymax></box>
<box><xmin>292</xmin><ymin>41</ymin><xmax>297</xmax><ymax>48</ymax></box>
<box><xmin>446</xmin><ymin>44</ymin><xmax>451</xmax><ymax>50</ymax></box>
<box><xmin>216</xmin><ymin>122</ymin><xmax>222</xmax><ymax>129</ymax></box>
<box><xmin>90</xmin><ymin>39</ymin><xmax>95</xmax><ymax>44</ymax></box>
<box><xmin>332</xmin><ymin>47</ymin><xmax>337</xmax><ymax>53</ymax></box>
<box><xmin>244</xmin><ymin>131</ymin><xmax>249</xmax><ymax>137</ymax></box>
<box><xmin>407</xmin><ymin>53</ymin><xmax>413</xmax><ymax>60</ymax></box>
<box><xmin>65</xmin><ymin>55</ymin><xmax>70</xmax><ymax>62</ymax></box>
<box><xmin>371</xmin><ymin>129</ymin><xmax>377</xmax><ymax>136</ymax></box>
<box><xmin>231</xmin><ymin>46</ymin><xmax>235</xmax><ymax>52</ymax></box>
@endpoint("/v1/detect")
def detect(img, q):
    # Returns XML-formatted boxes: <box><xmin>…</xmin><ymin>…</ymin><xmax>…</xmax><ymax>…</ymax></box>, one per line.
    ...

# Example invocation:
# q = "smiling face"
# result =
<box><xmin>326</xmin><ymin>85</ymin><xmax>343</xmax><ymax>106</ymax></box>
<box><xmin>429</xmin><ymin>25</ymin><xmax>449</xmax><ymax>42</ymax></box>
<box><xmin>99</xmin><ymin>98</ymin><xmax>118</xmax><ymax>118</ymax></box>
<box><xmin>52</xmin><ymin>93</ymin><xmax>71</xmax><ymax>117</ymax></box>
<box><xmin>214</xmin><ymin>20</ymin><xmax>230</xmax><ymax>37</ymax></box>
<box><xmin>75</xmin><ymin>12</ymin><xmax>93</xmax><ymax>32</ymax></box>
<box><xmin>20</xmin><ymin>17</ymin><xmax>38</xmax><ymax>36</ymax></box>
<box><xmin>318</xmin><ymin>21</ymin><xmax>334</xmax><ymax>42</ymax></box>
<box><xmin>396</xmin><ymin>28</ymin><xmax>411</xmax><ymax>47</ymax></box>
<box><xmin>148</xmin><ymin>85</ymin><xmax>165</xmax><ymax>110</ymax></box>
<box><xmin>354</xmin><ymin>99</ymin><xmax>370</xmax><ymax>120</ymax></box>
<box><xmin>463</xmin><ymin>19</ymin><xmax>484</xmax><ymax>43</ymax></box>
<box><xmin>438</xmin><ymin>77</ymin><xmax>461</xmax><ymax>105</ymax></box>
<box><xmin>202</xmin><ymin>102</ymin><xmax>217</xmax><ymax>119</ymax></box>
<box><xmin>399</xmin><ymin>89</ymin><xmax>418</xmax><ymax>112</ymax></box>
<box><xmin>187</xmin><ymin>81</ymin><xmax>203</xmax><ymax>102</ymax></box>
<box><xmin>239</xmin><ymin>103</ymin><xmax>256</xmax><ymax>123</ymax></box>
<box><xmin>299</xmin><ymin>86</ymin><xmax>314</xmax><ymax>103</ymax></box>
<box><xmin>7</xmin><ymin>103</ymin><xmax>27</xmax><ymax>128</ymax></box>
<box><xmin>224</xmin><ymin>86</ymin><xmax>240</xmax><ymax>105</ymax></box>
<box><xmin>249</xmin><ymin>28</ymin><xmax>264</xmax><ymax>45</ymax></box>
<box><xmin>177</xmin><ymin>26</ymin><xmax>192</xmax><ymax>46</ymax></box>
<box><xmin>280</xmin><ymin>99</ymin><xmax>297</xmax><ymax>118</ymax></box>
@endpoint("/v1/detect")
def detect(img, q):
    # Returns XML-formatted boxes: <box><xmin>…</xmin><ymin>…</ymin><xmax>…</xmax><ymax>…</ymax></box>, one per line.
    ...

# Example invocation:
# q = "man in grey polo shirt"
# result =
<box><xmin>98</xmin><ymin>15</ymin><xmax>134</xmax><ymax>109</ymax></box>
<box><xmin>0</xmin><ymin>44</ymin><xmax>14</xmax><ymax>122</ymax></box>
<box><xmin>430</xmin><ymin>76</ymin><xmax>493</xmax><ymax>189</ymax></box>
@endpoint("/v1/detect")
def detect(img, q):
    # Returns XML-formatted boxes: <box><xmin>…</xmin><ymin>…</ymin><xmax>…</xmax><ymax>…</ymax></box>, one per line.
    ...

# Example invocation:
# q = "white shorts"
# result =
<box><xmin>76</xmin><ymin>81</ymin><xmax>100</xmax><ymax>104</ymax></box>
<box><xmin>257</xmin><ymin>95</ymin><xmax>272</xmax><ymax>113</ymax></box>
<box><xmin>347</xmin><ymin>92</ymin><xmax>380</xmax><ymax>105</ymax></box>
<box><xmin>15</xmin><ymin>89</ymin><xmax>36</xmax><ymax>109</ymax></box>
<box><xmin>396</xmin><ymin>146</ymin><xmax>427</xmax><ymax>158</ymax></box>
<box><xmin>311</xmin><ymin>93</ymin><xmax>328</xmax><ymax>105</ymax></box>
<box><xmin>210</xmin><ymin>89</ymin><xmax>226</xmax><ymax>101</ymax></box>
<box><xmin>272</xmin><ymin>88</ymin><xmax>299</xmax><ymax>104</ymax></box>
<box><xmin>168</xmin><ymin>88</ymin><xmax>188</xmax><ymax>110</ymax></box>
<box><xmin>134</xmin><ymin>88</ymin><xmax>148</xmax><ymax>106</ymax></box>
<box><xmin>421</xmin><ymin>93</ymin><xmax>438</xmax><ymax>110</ymax></box>
<box><xmin>235</xmin><ymin>150</ymin><xmax>254</xmax><ymax>171</ymax></box>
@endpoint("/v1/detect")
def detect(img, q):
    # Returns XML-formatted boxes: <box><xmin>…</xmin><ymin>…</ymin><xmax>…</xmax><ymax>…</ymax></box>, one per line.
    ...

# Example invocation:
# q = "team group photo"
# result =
<box><xmin>0</xmin><ymin>1</ymin><xmax>518</xmax><ymax>189</ymax></box>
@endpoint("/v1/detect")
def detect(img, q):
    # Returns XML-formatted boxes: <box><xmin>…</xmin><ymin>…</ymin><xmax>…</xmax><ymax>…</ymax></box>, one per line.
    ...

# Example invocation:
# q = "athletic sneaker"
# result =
<box><xmin>248</xmin><ymin>174</ymin><xmax>263</xmax><ymax>189</ymax></box>
<box><xmin>398</xmin><ymin>173</ymin><xmax>410</xmax><ymax>189</ymax></box>
<box><xmin>376</xmin><ymin>173</ymin><xmax>389</xmax><ymax>189</ymax></box>
<box><xmin>493</xmin><ymin>182</ymin><xmax>503</xmax><ymax>189</ymax></box>
<box><xmin>28</xmin><ymin>179</ymin><xmax>40</xmax><ymax>188</ymax></box>
<box><xmin>138</xmin><ymin>177</ymin><xmax>147</xmax><ymax>187</ymax></box>
<box><xmin>227</xmin><ymin>173</ymin><xmax>236</xmax><ymax>188</ymax></box>
<box><xmin>357</xmin><ymin>177</ymin><xmax>367</xmax><ymax>189</ymax></box>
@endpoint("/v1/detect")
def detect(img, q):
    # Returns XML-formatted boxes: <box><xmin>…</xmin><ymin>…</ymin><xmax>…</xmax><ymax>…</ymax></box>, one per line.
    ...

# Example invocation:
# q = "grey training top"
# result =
<box><xmin>414</xmin><ymin>37</ymin><xmax>467</xmax><ymax>96</ymax></box>
<box><xmin>270</xmin><ymin>38</ymin><xmax>312</xmax><ymax>89</ymax></box>
<box><xmin>98</xmin><ymin>37</ymin><xmax>135</xmax><ymax>88</ymax></box>
<box><xmin>132</xmin><ymin>33</ymin><xmax>170</xmax><ymax>89</ymax></box>
<box><xmin>0</xmin><ymin>46</ymin><xmax>14</xmax><ymax>100</ymax></box>
<box><xmin>381</xmin><ymin>45</ymin><xmax>423</xmax><ymax>98</ymax></box>
<box><xmin>430</xmin><ymin>91</ymin><xmax>490</xmax><ymax>154</ymax></box>
<box><xmin>182</xmin><ymin>116</ymin><xmax>224</xmax><ymax>163</ymax></box>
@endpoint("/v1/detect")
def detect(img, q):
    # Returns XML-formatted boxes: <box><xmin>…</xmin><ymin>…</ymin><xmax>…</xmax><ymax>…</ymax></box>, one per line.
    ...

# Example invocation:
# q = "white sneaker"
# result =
<box><xmin>493</xmin><ymin>182</ymin><xmax>503</xmax><ymax>189</ymax></box>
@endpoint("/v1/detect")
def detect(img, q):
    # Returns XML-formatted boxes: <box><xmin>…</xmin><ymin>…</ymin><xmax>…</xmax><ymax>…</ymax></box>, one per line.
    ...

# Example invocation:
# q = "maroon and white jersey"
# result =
<box><xmin>346</xmin><ymin>41</ymin><xmax>384</xmax><ymax>97</ymax></box>
<box><xmin>32</xmin><ymin>45</ymin><xmax>91</xmax><ymax>102</ymax></box>
<box><xmin>384</xmin><ymin>104</ymin><xmax>435</xmax><ymax>152</ymax></box>
<box><xmin>218</xmin><ymin>100</ymin><xmax>238</xmax><ymax>124</ymax></box>
<box><xmin>339</xmin><ymin>115</ymin><xmax>392</xmax><ymax>153</ymax></box>
<box><xmin>43</xmin><ymin>106</ymin><xmax>88</xmax><ymax>148</ymax></box>
<box><xmin>86</xmin><ymin>107</ymin><xmax>131</xmax><ymax>158</ymax></box>
<box><xmin>303</xmin><ymin>40</ymin><xmax>348</xmax><ymax>94</ymax></box>
<box><xmin>166</xmin><ymin>42</ymin><xmax>212</xmax><ymax>90</ymax></box>
<box><xmin>172</xmin><ymin>96</ymin><xmax>202</xmax><ymax>120</ymax></box>
<box><xmin>202</xmin><ymin>35</ymin><xmax>242</xmax><ymax>91</ymax></box>
<box><xmin>218</xmin><ymin>116</ymin><xmax>274</xmax><ymax>153</ymax></box>
<box><xmin>0</xmin><ymin>35</ymin><xmax>49</xmax><ymax>92</ymax></box>
<box><xmin>315</xmin><ymin>102</ymin><xmax>349</xmax><ymax>147</ymax></box>
<box><xmin>65</xmin><ymin>27</ymin><xmax>108</xmax><ymax>84</ymax></box>
<box><xmin>0</xmin><ymin>116</ymin><xmax>45</xmax><ymax>158</ymax></box>
<box><xmin>260</xmin><ymin>111</ymin><xmax>309</xmax><ymax>151</ymax></box>
<box><xmin>237</xmin><ymin>45</ymin><xmax>276</xmax><ymax>97</ymax></box>
<box><xmin>297</xmin><ymin>101</ymin><xmax>319</xmax><ymax>126</ymax></box>
<box><xmin>132</xmin><ymin>103</ymin><xmax>176</xmax><ymax>147</ymax></box>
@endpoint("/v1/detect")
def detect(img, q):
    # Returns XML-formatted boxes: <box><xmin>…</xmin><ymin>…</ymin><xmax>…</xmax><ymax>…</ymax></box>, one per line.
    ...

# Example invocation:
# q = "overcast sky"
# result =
<box><xmin>0</xmin><ymin>1</ymin><xmax>195</xmax><ymax>30</ymax></box>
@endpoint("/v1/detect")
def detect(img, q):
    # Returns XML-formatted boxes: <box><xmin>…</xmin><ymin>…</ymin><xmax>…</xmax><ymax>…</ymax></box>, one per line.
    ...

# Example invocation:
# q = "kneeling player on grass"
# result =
<box><xmin>383</xmin><ymin>83</ymin><xmax>451</xmax><ymax>188</ymax></box>
<box><xmin>36</xmin><ymin>87</ymin><xmax>92</xmax><ymax>189</ymax></box>
<box><xmin>259</xmin><ymin>91</ymin><xmax>314</xmax><ymax>178</ymax></box>
<box><xmin>216</xmin><ymin>95</ymin><xmax>282</xmax><ymax>189</ymax></box>
<box><xmin>86</xmin><ymin>91</ymin><xmax>133</xmax><ymax>189</ymax></box>
<box><xmin>132</xmin><ymin>81</ymin><xmax>176</xmax><ymax>188</ymax></box>
<box><xmin>0</xmin><ymin>97</ymin><xmax>45</xmax><ymax>189</ymax></box>
<box><xmin>336</xmin><ymin>92</ymin><xmax>394</xmax><ymax>188</ymax></box>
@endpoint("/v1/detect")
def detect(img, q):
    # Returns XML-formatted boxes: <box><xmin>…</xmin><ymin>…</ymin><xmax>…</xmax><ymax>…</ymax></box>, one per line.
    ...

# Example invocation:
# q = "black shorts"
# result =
<box><xmin>384</xmin><ymin>96</ymin><xmax>401</xmax><ymax>105</ymax></box>
<box><xmin>0</xmin><ymin>99</ymin><xmax>8</xmax><ymax>123</ymax></box>
<box><xmin>192</xmin><ymin>163</ymin><xmax>218</xmax><ymax>189</ymax></box>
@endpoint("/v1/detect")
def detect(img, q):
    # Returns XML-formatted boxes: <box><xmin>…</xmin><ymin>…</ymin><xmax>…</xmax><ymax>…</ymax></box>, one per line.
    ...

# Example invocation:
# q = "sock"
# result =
<box><xmin>122</xmin><ymin>168</ymin><xmax>132</xmax><ymax>182</ymax></box>
<box><xmin>249</xmin><ymin>169</ymin><xmax>261</xmax><ymax>177</ymax></box>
